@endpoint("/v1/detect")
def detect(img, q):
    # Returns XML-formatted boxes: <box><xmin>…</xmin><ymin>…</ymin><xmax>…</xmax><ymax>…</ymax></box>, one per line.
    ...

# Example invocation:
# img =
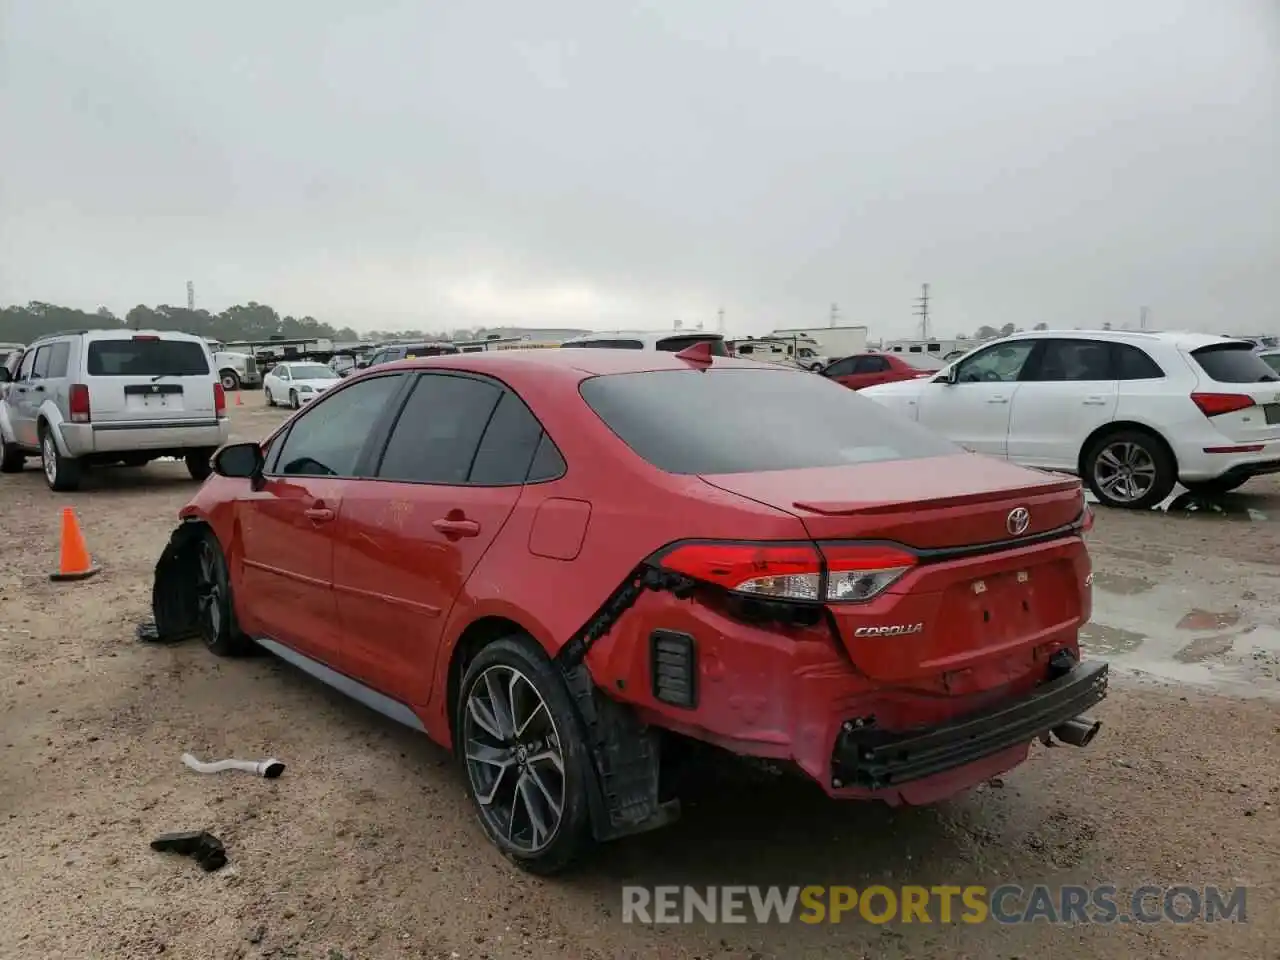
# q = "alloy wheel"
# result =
<box><xmin>1093</xmin><ymin>441</ymin><xmax>1157</xmax><ymax>504</ymax></box>
<box><xmin>42</xmin><ymin>434</ymin><xmax>56</xmax><ymax>486</ymax></box>
<box><xmin>195</xmin><ymin>540</ymin><xmax>223</xmax><ymax>642</ymax></box>
<box><xmin>462</xmin><ymin>664</ymin><xmax>566</xmax><ymax>855</ymax></box>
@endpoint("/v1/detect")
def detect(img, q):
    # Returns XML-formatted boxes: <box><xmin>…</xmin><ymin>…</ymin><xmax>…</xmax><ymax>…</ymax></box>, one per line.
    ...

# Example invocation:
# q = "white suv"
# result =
<box><xmin>858</xmin><ymin>330</ymin><xmax>1280</xmax><ymax>509</ymax></box>
<box><xmin>0</xmin><ymin>329</ymin><xmax>231</xmax><ymax>491</ymax></box>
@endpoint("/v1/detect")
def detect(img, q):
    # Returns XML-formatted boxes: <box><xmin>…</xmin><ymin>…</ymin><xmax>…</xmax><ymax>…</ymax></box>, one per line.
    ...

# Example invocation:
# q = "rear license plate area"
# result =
<box><xmin>1264</xmin><ymin>403</ymin><xmax>1280</xmax><ymax>426</ymax></box>
<box><xmin>947</xmin><ymin>563</ymin><xmax>1074</xmax><ymax>642</ymax></box>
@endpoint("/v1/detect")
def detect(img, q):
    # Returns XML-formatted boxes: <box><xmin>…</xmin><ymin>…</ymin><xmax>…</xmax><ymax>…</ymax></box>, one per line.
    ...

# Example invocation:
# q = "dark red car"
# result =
<box><xmin>820</xmin><ymin>352</ymin><xmax>937</xmax><ymax>390</ymax></box>
<box><xmin>151</xmin><ymin>345</ymin><xmax>1106</xmax><ymax>874</ymax></box>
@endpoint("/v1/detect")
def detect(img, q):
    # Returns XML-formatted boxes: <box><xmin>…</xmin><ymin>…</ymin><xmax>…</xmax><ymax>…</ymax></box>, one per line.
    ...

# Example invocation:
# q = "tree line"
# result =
<box><xmin>0</xmin><ymin>300</ymin><xmax>473</xmax><ymax>346</ymax></box>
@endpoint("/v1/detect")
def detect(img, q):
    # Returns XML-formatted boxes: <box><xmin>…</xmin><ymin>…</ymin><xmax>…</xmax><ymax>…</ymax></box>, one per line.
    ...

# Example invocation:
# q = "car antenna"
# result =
<box><xmin>674</xmin><ymin>340</ymin><xmax>715</xmax><ymax>368</ymax></box>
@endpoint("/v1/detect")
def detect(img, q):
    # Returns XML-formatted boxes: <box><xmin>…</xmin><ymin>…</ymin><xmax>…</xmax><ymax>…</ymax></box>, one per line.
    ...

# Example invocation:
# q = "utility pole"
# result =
<box><xmin>186</xmin><ymin>281</ymin><xmax>195</xmax><ymax>311</ymax></box>
<box><xmin>717</xmin><ymin>307</ymin><xmax>725</xmax><ymax>333</ymax></box>
<box><xmin>914</xmin><ymin>283</ymin><xmax>931</xmax><ymax>340</ymax></box>
<box><xmin>829</xmin><ymin>303</ymin><xmax>840</xmax><ymax>328</ymax></box>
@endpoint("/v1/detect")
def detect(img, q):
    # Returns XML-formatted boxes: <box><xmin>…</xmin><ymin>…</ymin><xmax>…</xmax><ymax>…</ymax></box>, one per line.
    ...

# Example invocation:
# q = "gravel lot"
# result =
<box><xmin>2</xmin><ymin>392</ymin><xmax>1277</xmax><ymax>960</ymax></box>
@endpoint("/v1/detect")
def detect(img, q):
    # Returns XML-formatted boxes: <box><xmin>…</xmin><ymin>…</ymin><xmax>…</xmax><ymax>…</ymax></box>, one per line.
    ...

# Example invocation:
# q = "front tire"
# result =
<box><xmin>456</xmin><ymin>635</ymin><xmax>595</xmax><ymax>875</ymax></box>
<box><xmin>40</xmin><ymin>425</ymin><xmax>82</xmax><ymax>492</ymax></box>
<box><xmin>185</xmin><ymin>449</ymin><xmax>213</xmax><ymax>482</ymax></box>
<box><xmin>194</xmin><ymin>532</ymin><xmax>250</xmax><ymax>656</ymax></box>
<box><xmin>1083</xmin><ymin>429</ymin><xmax>1176</xmax><ymax>510</ymax></box>
<box><xmin>220</xmin><ymin>370</ymin><xmax>241</xmax><ymax>392</ymax></box>
<box><xmin>264</xmin><ymin>387</ymin><xmax>275</xmax><ymax>407</ymax></box>
<box><xmin>289</xmin><ymin>389</ymin><xmax>299</xmax><ymax>410</ymax></box>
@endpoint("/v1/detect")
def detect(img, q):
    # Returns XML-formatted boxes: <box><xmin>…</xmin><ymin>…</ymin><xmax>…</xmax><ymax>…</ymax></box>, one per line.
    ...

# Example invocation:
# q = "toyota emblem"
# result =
<box><xmin>1006</xmin><ymin>507</ymin><xmax>1031</xmax><ymax>536</ymax></box>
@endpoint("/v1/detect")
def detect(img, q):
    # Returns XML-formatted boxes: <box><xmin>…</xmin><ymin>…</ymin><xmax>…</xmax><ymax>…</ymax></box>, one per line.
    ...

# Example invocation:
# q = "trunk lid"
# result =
<box><xmin>700</xmin><ymin>454</ymin><xmax>1089</xmax><ymax>683</ymax></box>
<box><xmin>700</xmin><ymin>453</ymin><xmax>1082</xmax><ymax>548</ymax></box>
<box><xmin>86</xmin><ymin>335</ymin><xmax>218</xmax><ymax>424</ymax></box>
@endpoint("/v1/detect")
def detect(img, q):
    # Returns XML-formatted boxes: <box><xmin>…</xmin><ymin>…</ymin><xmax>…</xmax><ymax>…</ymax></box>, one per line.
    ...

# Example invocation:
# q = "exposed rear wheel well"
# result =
<box><xmin>446</xmin><ymin>615</ymin><xmax>529</xmax><ymax>743</ymax></box>
<box><xmin>1077</xmin><ymin>421</ymin><xmax>1177</xmax><ymax>478</ymax></box>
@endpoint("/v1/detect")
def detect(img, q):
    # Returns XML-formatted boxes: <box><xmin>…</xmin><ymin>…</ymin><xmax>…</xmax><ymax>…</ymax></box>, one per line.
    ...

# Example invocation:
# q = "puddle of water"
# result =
<box><xmin>1078</xmin><ymin>623</ymin><xmax>1146</xmax><ymax>657</ymax></box>
<box><xmin>1086</xmin><ymin>574</ymin><xmax>1280</xmax><ymax>698</ymax></box>
<box><xmin>1090</xmin><ymin>572</ymin><xmax>1154</xmax><ymax>596</ymax></box>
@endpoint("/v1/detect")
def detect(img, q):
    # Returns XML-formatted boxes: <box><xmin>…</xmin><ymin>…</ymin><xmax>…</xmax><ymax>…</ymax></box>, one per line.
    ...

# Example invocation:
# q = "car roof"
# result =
<box><xmin>983</xmin><ymin>329</ymin><xmax>1252</xmax><ymax>352</ymax></box>
<box><xmin>367</xmin><ymin>344</ymin><xmax>774</xmax><ymax>381</ymax></box>
<box><xmin>560</xmin><ymin>330</ymin><xmax>725</xmax><ymax>346</ymax></box>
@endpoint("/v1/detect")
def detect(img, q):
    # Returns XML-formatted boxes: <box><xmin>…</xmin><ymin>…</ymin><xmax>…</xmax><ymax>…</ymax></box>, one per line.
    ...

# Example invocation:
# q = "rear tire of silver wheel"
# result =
<box><xmin>1084</xmin><ymin>429</ymin><xmax>1175</xmax><ymax>510</ymax></box>
<box><xmin>456</xmin><ymin>635</ymin><xmax>594</xmax><ymax>875</ymax></box>
<box><xmin>186</xmin><ymin>450</ymin><xmax>213</xmax><ymax>482</ymax></box>
<box><xmin>0</xmin><ymin>440</ymin><xmax>24</xmax><ymax>473</ymax></box>
<box><xmin>40</xmin><ymin>425</ymin><xmax>82</xmax><ymax>492</ymax></box>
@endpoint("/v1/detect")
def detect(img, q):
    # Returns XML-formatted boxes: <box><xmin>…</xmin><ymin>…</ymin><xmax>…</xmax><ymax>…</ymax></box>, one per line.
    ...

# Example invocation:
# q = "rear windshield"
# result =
<box><xmin>655</xmin><ymin>335</ymin><xmax>730</xmax><ymax>357</ymax></box>
<box><xmin>1191</xmin><ymin>343</ymin><xmax>1280</xmax><ymax>384</ymax></box>
<box><xmin>86</xmin><ymin>338</ymin><xmax>211</xmax><ymax>377</ymax></box>
<box><xmin>580</xmin><ymin>368</ymin><xmax>958</xmax><ymax>475</ymax></box>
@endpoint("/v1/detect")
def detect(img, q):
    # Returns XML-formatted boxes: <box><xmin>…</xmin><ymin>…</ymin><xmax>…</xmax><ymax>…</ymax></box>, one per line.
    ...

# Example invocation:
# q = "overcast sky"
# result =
<box><xmin>1</xmin><ymin>1</ymin><xmax>1276</xmax><ymax>337</ymax></box>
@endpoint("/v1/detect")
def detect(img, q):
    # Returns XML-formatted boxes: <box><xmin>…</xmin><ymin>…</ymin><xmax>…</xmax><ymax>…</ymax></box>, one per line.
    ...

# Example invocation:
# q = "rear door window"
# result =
<box><xmin>1030</xmin><ymin>339</ymin><xmax>1113</xmax><ymax>381</ymax></box>
<box><xmin>1191</xmin><ymin>343</ymin><xmax>1280</xmax><ymax>383</ymax></box>
<box><xmin>31</xmin><ymin>345</ymin><xmax>53</xmax><ymax>379</ymax></box>
<box><xmin>656</xmin><ymin>335</ymin><xmax>730</xmax><ymax>357</ymax></box>
<box><xmin>86</xmin><ymin>338</ymin><xmax>210</xmax><ymax>377</ymax></box>
<box><xmin>376</xmin><ymin>373</ymin><xmax>503</xmax><ymax>484</ymax></box>
<box><xmin>580</xmin><ymin>368</ymin><xmax>957</xmax><ymax>475</ymax></box>
<box><xmin>468</xmin><ymin>390</ymin><xmax>562</xmax><ymax>485</ymax></box>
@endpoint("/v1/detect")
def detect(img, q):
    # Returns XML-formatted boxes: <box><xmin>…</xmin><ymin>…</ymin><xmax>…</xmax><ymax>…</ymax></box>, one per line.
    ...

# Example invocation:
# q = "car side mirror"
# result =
<box><xmin>937</xmin><ymin>366</ymin><xmax>959</xmax><ymax>385</ymax></box>
<box><xmin>0</xmin><ymin>367</ymin><xmax>10</xmax><ymax>384</ymax></box>
<box><xmin>356</xmin><ymin>360</ymin><xmax>370</xmax><ymax>369</ymax></box>
<box><xmin>212</xmin><ymin>441</ymin><xmax>265</xmax><ymax>483</ymax></box>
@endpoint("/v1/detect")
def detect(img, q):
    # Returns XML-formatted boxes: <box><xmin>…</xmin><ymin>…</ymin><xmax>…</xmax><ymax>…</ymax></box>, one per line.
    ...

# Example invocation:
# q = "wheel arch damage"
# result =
<box><xmin>152</xmin><ymin>519</ymin><xmax>210</xmax><ymax>643</ymax></box>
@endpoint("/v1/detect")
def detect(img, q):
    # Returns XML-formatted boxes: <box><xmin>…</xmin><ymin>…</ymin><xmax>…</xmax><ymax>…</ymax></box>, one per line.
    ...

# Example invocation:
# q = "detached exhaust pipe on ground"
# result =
<box><xmin>1051</xmin><ymin>716</ymin><xmax>1102</xmax><ymax>747</ymax></box>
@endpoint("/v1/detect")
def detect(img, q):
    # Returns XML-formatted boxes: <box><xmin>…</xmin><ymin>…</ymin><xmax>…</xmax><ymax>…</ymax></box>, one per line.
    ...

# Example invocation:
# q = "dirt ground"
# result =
<box><xmin>2</xmin><ymin>391</ymin><xmax>1278</xmax><ymax>960</ymax></box>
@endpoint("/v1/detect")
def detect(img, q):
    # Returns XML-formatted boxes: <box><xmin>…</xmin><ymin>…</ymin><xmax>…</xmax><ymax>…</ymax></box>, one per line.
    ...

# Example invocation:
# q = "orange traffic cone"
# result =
<box><xmin>50</xmin><ymin>507</ymin><xmax>99</xmax><ymax>582</ymax></box>
<box><xmin>235</xmin><ymin>391</ymin><xmax>244</xmax><ymax>406</ymax></box>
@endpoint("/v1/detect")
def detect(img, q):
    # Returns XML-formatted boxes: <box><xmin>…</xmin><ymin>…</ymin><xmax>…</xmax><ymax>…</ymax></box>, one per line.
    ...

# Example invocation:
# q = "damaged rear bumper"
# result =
<box><xmin>831</xmin><ymin>658</ymin><xmax>1109</xmax><ymax>794</ymax></box>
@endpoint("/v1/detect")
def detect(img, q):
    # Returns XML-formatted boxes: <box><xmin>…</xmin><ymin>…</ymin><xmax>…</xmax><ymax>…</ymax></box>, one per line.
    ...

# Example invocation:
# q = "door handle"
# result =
<box><xmin>433</xmin><ymin>517</ymin><xmax>481</xmax><ymax>538</ymax></box>
<box><xmin>1082</xmin><ymin>396</ymin><xmax>1108</xmax><ymax>405</ymax></box>
<box><xmin>986</xmin><ymin>396</ymin><xmax>1008</xmax><ymax>404</ymax></box>
<box><xmin>304</xmin><ymin>506</ymin><xmax>335</xmax><ymax>522</ymax></box>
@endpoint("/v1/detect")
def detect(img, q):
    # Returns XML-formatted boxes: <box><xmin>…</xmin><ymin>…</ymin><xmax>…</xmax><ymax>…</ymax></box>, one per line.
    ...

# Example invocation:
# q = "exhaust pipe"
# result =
<box><xmin>1051</xmin><ymin>716</ymin><xmax>1102</xmax><ymax>747</ymax></box>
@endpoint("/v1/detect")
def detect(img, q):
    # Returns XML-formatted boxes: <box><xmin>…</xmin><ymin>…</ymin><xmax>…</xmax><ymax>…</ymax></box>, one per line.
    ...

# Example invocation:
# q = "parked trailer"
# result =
<box><xmin>769</xmin><ymin>325</ymin><xmax>868</xmax><ymax>361</ymax></box>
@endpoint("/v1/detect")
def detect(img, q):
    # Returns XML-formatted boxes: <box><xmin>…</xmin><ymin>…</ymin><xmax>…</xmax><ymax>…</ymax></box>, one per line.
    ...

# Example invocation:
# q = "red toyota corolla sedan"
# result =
<box><xmin>150</xmin><ymin>344</ymin><xmax>1106</xmax><ymax>874</ymax></box>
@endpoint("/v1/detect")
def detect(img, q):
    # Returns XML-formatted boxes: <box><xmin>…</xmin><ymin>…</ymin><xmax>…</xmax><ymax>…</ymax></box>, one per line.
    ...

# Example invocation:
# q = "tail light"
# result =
<box><xmin>214</xmin><ymin>381</ymin><xmax>227</xmax><ymax>418</ymax></box>
<box><xmin>656</xmin><ymin>541</ymin><xmax>916</xmax><ymax>603</ymax></box>
<box><xmin>1191</xmin><ymin>392</ymin><xmax>1254</xmax><ymax>417</ymax></box>
<box><xmin>68</xmin><ymin>384</ymin><xmax>91</xmax><ymax>423</ymax></box>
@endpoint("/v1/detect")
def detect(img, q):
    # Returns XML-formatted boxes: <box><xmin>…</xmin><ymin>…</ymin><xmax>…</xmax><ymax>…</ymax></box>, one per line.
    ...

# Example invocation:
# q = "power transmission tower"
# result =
<box><xmin>829</xmin><ymin>303</ymin><xmax>840</xmax><ymax>327</ymax></box>
<box><xmin>1139</xmin><ymin>305</ymin><xmax>1149</xmax><ymax>330</ymax></box>
<box><xmin>914</xmin><ymin>283</ymin><xmax>931</xmax><ymax>339</ymax></box>
<box><xmin>186</xmin><ymin>281</ymin><xmax>195</xmax><ymax>311</ymax></box>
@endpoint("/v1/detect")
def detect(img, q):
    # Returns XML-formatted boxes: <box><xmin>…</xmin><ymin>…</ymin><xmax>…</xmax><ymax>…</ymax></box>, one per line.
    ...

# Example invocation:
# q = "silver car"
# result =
<box><xmin>0</xmin><ymin>329</ymin><xmax>231</xmax><ymax>491</ymax></box>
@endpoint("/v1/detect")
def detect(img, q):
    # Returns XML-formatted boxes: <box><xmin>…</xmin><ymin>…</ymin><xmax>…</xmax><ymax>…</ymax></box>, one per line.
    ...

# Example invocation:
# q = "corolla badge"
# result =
<box><xmin>853</xmin><ymin>623</ymin><xmax>924</xmax><ymax>637</ymax></box>
<box><xmin>1006</xmin><ymin>506</ymin><xmax>1031</xmax><ymax>536</ymax></box>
